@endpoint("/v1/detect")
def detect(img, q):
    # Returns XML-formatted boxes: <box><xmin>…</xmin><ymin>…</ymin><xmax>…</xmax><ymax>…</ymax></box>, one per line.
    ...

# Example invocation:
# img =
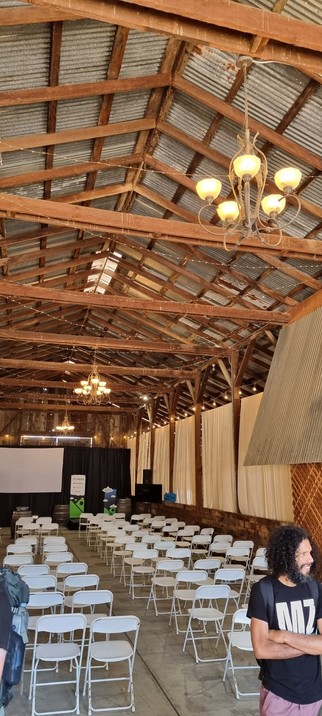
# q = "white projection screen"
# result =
<box><xmin>0</xmin><ymin>448</ymin><xmax>64</xmax><ymax>493</ymax></box>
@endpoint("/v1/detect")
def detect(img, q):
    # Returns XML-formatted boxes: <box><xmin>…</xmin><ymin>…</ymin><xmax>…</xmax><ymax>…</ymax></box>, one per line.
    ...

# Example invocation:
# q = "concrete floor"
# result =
<box><xmin>2</xmin><ymin>526</ymin><xmax>260</xmax><ymax>716</ymax></box>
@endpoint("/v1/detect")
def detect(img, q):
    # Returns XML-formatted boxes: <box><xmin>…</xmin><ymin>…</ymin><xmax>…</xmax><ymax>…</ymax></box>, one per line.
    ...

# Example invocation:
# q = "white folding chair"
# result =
<box><xmin>71</xmin><ymin>589</ymin><xmax>114</xmax><ymax>629</ymax></box>
<box><xmin>213</xmin><ymin>534</ymin><xmax>233</xmax><ymax>544</ymax></box>
<box><xmin>6</xmin><ymin>543</ymin><xmax>34</xmax><ymax>556</ymax></box>
<box><xmin>165</xmin><ymin>547</ymin><xmax>192</xmax><ymax>569</ymax></box>
<box><xmin>190</xmin><ymin>534</ymin><xmax>212</xmax><ymax>561</ymax></box>
<box><xmin>245</xmin><ymin>555</ymin><xmax>268</xmax><ymax>601</ymax></box>
<box><xmin>183</xmin><ymin>584</ymin><xmax>231</xmax><ymax>663</ymax></box>
<box><xmin>23</xmin><ymin>574</ymin><xmax>57</xmax><ymax>593</ymax></box>
<box><xmin>83</xmin><ymin>615</ymin><xmax>140</xmax><ymax>714</ymax></box>
<box><xmin>56</xmin><ymin>562</ymin><xmax>88</xmax><ymax>590</ymax></box>
<box><xmin>3</xmin><ymin>554</ymin><xmax>34</xmax><ymax>569</ymax></box>
<box><xmin>225</xmin><ymin>547</ymin><xmax>251</xmax><ymax>571</ymax></box>
<box><xmin>63</xmin><ymin>574</ymin><xmax>100</xmax><ymax>609</ymax></box>
<box><xmin>15</xmin><ymin>536</ymin><xmax>39</xmax><ymax>556</ymax></box>
<box><xmin>30</xmin><ymin>613</ymin><xmax>87</xmax><ymax>716</ymax></box>
<box><xmin>223</xmin><ymin>608</ymin><xmax>260</xmax><ymax>698</ymax></box>
<box><xmin>129</xmin><ymin>549</ymin><xmax>158</xmax><ymax>600</ymax></box>
<box><xmin>169</xmin><ymin>569</ymin><xmax>208</xmax><ymax>634</ymax></box>
<box><xmin>18</xmin><ymin>564</ymin><xmax>50</xmax><ymax>578</ymax></box>
<box><xmin>44</xmin><ymin>552</ymin><xmax>73</xmax><ymax>569</ymax></box>
<box><xmin>213</xmin><ymin>567</ymin><xmax>246</xmax><ymax>622</ymax></box>
<box><xmin>232</xmin><ymin>540</ymin><xmax>255</xmax><ymax>562</ymax></box>
<box><xmin>200</xmin><ymin>527</ymin><xmax>215</xmax><ymax>537</ymax></box>
<box><xmin>193</xmin><ymin>557</ymin><xmax>222</xmax><ymax>579</ymax></box>
<box><xmin>147</xmin><ymin>558</ymin><xmax>184</xmax><ymax>616</ymax></box>
<box><xmin>24</xmin><ymin>590</ymin><xmax>64</xmax><ymax>696</ymax></box>
<box><xmin>208</xmin><ymin>541</ymin><xmax>231</xmax><ymax>563</ymax></box>
<box><xmin>78</xmin><ymin>513</ymin><xmax>93</xmax><ymax>539</ymax></box>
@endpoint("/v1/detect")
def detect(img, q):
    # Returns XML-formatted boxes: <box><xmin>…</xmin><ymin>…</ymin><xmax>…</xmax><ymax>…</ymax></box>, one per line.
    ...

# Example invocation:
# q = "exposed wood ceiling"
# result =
<box><xmin>0</xmin><ymin>0</ymin><xmax>321</xmax><ymax>428</ymax></box>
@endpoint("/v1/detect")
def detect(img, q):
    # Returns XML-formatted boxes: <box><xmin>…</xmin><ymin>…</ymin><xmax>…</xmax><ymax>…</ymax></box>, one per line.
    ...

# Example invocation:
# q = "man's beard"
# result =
<box><xmin>287</xmin><ymin>564</ymin><xmax>313</xmax><ymax>585</ymax></box>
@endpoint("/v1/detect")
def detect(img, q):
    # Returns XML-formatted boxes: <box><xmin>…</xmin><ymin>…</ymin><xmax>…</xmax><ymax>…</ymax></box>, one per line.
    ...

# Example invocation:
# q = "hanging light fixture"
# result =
<box><xmin>74</xmin><ymin>361</ymin><xmax>111</xmax><ymax>405</ymax></box>
<box><xmin>55</xmin><ymin>408</ymin><xmax>75</xmax><ymax>433</ymax></box>
<box><xmin>196</xmin><ymin>56</ymin><xmax>302</xmax><ymax>250</ymax></box>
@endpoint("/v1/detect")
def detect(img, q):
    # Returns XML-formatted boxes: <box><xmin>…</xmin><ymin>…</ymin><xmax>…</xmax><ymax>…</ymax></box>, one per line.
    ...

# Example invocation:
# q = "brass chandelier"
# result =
<box><xmin>55</xmin><ymin>408</ymin><xmax>75</xmax><ymax>433</ymax></box>
<box><xmin>196</xmin><ymin>56</ymin><xmax>302</xmax><ymax>250</ymax></box>
<box><xmin>74</xmin><ymin>363</ymin><xmax>111</xmax><ymax>405</ymax></box>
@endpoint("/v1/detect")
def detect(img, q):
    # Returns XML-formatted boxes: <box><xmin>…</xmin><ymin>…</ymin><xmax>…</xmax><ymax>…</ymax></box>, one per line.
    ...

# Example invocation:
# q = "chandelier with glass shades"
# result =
<box><xmin>74</xmin><ymin>363</ymin><xmax>111</xmax><ymax>405</ymax></box>
<box><xmin>55</xmin><ymin>408</ymin><xmax>75</xmax><ymax>433</ymax></box>
<box><xmin>196</xmin><ymin>56</ymin><xmax>302</xmax><ymax>251</ymax></box>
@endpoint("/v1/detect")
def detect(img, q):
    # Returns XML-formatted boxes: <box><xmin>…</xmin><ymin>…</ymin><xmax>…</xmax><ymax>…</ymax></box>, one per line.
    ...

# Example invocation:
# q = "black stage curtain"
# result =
<box><xmin>0</xmin><ymin>447</ymin><xmax>131</xmax><ymax>527</ymax></box>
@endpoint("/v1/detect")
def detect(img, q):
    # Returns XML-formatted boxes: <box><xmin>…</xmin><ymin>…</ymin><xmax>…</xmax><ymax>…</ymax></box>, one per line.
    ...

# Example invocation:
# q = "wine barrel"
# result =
<box><xmin>117</xmin><ymin>498</ymin><xmax>132</xmax><ymax>521</ymax></box>
<box><xmin>53</xmin><ymin>504</ymin><xmax>69</xmax><ymax>526</ymax></box>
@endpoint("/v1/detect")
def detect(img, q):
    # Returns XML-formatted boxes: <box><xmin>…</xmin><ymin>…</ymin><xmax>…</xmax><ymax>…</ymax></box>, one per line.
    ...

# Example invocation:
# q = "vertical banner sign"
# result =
<box><xmin>70</xmin><ymin>474</ymin><xmax>86</xmax><ymax>519</ymax></box>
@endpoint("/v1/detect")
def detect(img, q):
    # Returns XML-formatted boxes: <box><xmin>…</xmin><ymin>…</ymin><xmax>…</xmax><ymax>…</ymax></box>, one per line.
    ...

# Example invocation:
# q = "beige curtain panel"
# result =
<box><xmin>127</xmin><ymin>436</ymin><xmax>137</xmax><ymax>496</ymax></box>
<box><xmin>136</xmin><ymin>430</ymin><xmax>151</xmax><ymax>485</ymax></box>
<box><xmin>153</xmin><ymin>424</ymin><xmax>170</xmax><ymax>494</ymax></box>
<box><xmin>173</xmin><ymin>416</ymin><xmax>195</xmax><ymax>505</ymax></box>
<box><xmin>238</xmin><ymin>394</ymin><xmax>294</xmax><ymax>521</ymax></box>
<box><xmin>202</xmin><ymin>404</ymin><xmax>237</xmax><ymax>512</ymax></box>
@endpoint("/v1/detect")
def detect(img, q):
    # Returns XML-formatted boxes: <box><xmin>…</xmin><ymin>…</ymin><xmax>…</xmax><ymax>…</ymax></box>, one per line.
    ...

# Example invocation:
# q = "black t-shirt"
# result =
<box><xmin>0</xmin><ymin>586</ymin><xmax>12</xmax><ymax>651</ymax></box>
<box><xmin>247</xmin><ymin>577</ymin><xmax>322</xmax><ymax>704</ymax></box>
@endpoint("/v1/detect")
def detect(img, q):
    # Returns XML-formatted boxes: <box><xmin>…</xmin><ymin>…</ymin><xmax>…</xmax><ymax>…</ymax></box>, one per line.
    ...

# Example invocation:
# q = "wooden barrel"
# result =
<box><xmin>117</xmin><ymin>498</ymin><xmax>132</xmax><ymax>521</ymax></box>
<box><xmin>53</xmin><ymin>504</ymin><xmax>69</xmax><ymax>526</ymax></box>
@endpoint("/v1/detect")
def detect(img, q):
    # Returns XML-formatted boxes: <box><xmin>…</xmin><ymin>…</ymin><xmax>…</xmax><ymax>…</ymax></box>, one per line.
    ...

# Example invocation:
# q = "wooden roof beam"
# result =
<box><xmin>0</xmin><ymin>281</ymin><xmax>289</xmax><ymax>324</ymax></box>
<box><xmin>0</xmin><ymin>193</ymin><xmax>320</xmax><ymax>257</ymax></box>
<box><xmin>0</xmin><ymin>357</ymin><xmax>198</xmax><ymax>377</ymax></box>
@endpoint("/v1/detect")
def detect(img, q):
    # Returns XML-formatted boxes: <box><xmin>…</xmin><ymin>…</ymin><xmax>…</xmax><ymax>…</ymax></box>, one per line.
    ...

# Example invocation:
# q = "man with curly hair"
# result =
<box><xmin>247</xmin><ymin>524</ymin><xmax>322</xmax><ymax>715</ymax></box>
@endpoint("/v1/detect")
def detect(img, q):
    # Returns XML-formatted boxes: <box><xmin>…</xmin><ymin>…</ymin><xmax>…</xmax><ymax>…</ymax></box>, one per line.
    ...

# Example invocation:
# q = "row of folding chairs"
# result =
<box><xmin>26</xmin><ymin>609</ymin><xmax>140</xmax><ymax>715</ymax></box>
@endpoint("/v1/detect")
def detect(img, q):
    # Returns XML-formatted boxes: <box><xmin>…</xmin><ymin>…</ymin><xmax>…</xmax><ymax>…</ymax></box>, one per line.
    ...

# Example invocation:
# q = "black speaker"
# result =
<box><xmin>143</xmin><ymin>469</ymin><xmax>153</xmax><ymax>484</ymax></box>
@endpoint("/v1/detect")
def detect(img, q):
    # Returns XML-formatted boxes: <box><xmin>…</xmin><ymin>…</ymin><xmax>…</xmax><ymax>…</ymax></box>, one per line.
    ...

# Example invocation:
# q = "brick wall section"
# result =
<box><xmin>134</xmin><ymin>501</ymin><xmax>280</xmax><ymax>551</ymax></box>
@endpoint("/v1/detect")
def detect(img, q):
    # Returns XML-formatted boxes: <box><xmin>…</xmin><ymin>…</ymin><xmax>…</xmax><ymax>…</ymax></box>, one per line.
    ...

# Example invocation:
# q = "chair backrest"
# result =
<box><xmin>6</xmin><ymin>544</ymin><xmax>33</xmax><ymax>555</ymax></box>
<box><xmin>36</xmin><ymin>517</ymin><xmax>52</xmax><ymax>526</ymax></box>
<box><xmin>249</xmin><ymin>556</ymin><xmax>268</xmax><ymax>572</ymax></box>
<box><xmin>153</xmin><ymin>540</ymin><xmax>175</xmax><ymax>552</ymax></box>
<box><xmin>44</xmin><ymin>552</ymin><xmax>73</xmax><ymax>565</ymax></box>
<box><xmin>71</xmin><ymin>589</ymin><xmax>113</xmax><ymax>612</ymax></box>
<box><xmin>231</xmin><ymin>607</ymin><xmax>251</xmax><ymax>628</ymax></box>
<box><xmin>209</xmin><ymin>541</ymin><xmax>231</xmax><ymax>555</ymax></box>
<box><xmin>155</xmin><ymin>559</ymin><xmax>184</xmax><ymax>574</ymax></box>
<box><xmin>23</xmin><ymin>575</ymin><xmax>57</xmax><ymax>591</ymax></box>
<box><xmin>132</xmin><ymin>548</ymin><xmax>158</xmax><ymax>560</ymax></box>
<box><xmin>27</xmin><ymin>590</ymin><xmax>64</xmax><ymax>610</ymax></box>
<box><xmin>56</xmin><ymin>562</ymin><xmax>88</xmax><ymax>578</ymax></box>
<box><xmin>213</xmin><ymin>534</ymin><xmax>233</xmax><ymax>544</ymax></box>
<box><xmin>214</xmin><ymin>567</ymin><xmax>245</xmax><ymax>585</ymax></box>
<box><xmin>193</xmin><ymin>583</ymin><xmax>231</xmax><ymax>603</ymax></box>
<box><xmin>90</xmin><ymin>614</ymin><xmax>140</xmax><ymax>638</ymax></box>
<box><xmin>43</xmin><ymin>543</ymin><xmax>68</xmax><ymax>554</ymax></box>
<box><xmin>18</xmin><ymin>564</ymin><xmax>50</xmax><ymax>577</ymax></box>
<box><xmin>63</xmin><ymin>574</ymin><xmax>100</xmax><ymax>593</ymax></box>
<box><xmin>175</xmin><ymin>569</ymin><xmax>208</xmax><ymax>585</ymax></box>
<box><xmin>255</xmin><ymin>547</ymin><xmax>267</xmax><ymax>558</ymax></box>
<box><xmin>141</xmin><ymin>534</ymin><xmax>159</xmax><ymax>545</ymax></box>
<box><xmin>114</xmin><ymin>512</ymin><xmax>126</xmax><ymax>519</ymax></box>
<box><xmin>233</xmin><ymin>540</ymin><xmax>254</xmax><ymax>550</ymax></box>
<box><xmin>43</xmin><ymin>536</ymin><xmax>66</xmax><ymax>544</ymax></box>
<box><xmin>200</xmin><ymin>527</ymin><xmax>214</xmax><ymax>536</ymax></box>
<box><xmin>225</xmin><ymin>547</ymin><xmax>250</xmax><ymax>560</ymax></box>
<box><xmin>193</xmin><ymin>558</ymin><xmax>221</xmax><ymax>573</ymax></box>
<box><xmin>3</xmin><ymin>554</ymin><xmax>33</xmax><ymax>567</ymax></box>
<box><xmin>191</xmin><ymin>535</ymin><xmax>212</xmax><ymax>546</ymax></box>
<box><xmin>166</xmin><ymin>547</ymin><xmax>191</xmax><ymax>560</ymax></box>
<box><xmin>34</xmin><ymin>612</ymin><xmax>87</xmax><ymax>639</ymax></box>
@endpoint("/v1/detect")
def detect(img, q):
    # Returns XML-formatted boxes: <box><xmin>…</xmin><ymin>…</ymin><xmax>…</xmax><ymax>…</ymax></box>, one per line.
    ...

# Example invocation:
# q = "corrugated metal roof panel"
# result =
<box><xmin>101</xmin><ymin>133</ymin><xmax>138</xmax><ymax>159</ymax></box>
<box><xmin>119</xmin><ymin>30</ymin><xmax>168</xmax><ymax>77</ymax></box>
<box><xmin>141</xmin><ymin>171</ymin><xmax>177</xmax><ymax>201</ymax></box>
<box><xmin>153</xmin><ymin>134</ymin><xmax>195</xmax><ymax>173</ymax></box>
<box><xmin>0</xmin><ymin>24</ymin><xmax>50</xmax><ymax>91</ymax></box>
<box><xmin>53</xmin><ymin>140</ymin><xmax>93</xmax><ymax>166</ymax></box>
<box><xmin>0</xmin><ymin>104</ymin><xmax>47</xmax><ymax>138</ymax></box>
<box><xmin>56</xmin><ymin>97</ymin><xmax>102</xmax><ymax>131</ymax></box>
<box><xmin>109</xmin><ymin>90</ymin><xmax>151</xmax><ymax>123</ymax></box>
<box><xmin>1</xmin><ymin>149</ymin><xmax>45</xmax><ymax>176</ymax></box>
<box><xmin>94</xmin><ymin>167</ymin><xmax>127</xmax><ymax>188</ymax></box>
<box><xmin>167</xmin><ymin>91</ymin><xmax>215</xmax><ymax>141</ymax></box>
<box><xmin>283</xmin><ymin>88</ymin><xmax>322</xmax><ymax>156</ymax></box>
<box><xmin>183</xmin><ymin>48</ymin><xmax>238</xmax><ymax>99</ymax></box>
<box><xmin>59</xmin><ymin>20</ymin><xmax>116</xmax><ymax>84</ymax></box>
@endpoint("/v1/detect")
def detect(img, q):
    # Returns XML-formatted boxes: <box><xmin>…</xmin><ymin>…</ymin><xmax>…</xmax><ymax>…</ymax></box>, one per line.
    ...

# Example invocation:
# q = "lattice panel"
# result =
<box><xmin>292</xmin><ymin>463</ymin><xmax>322</xmax><ymax>555</ymax></box>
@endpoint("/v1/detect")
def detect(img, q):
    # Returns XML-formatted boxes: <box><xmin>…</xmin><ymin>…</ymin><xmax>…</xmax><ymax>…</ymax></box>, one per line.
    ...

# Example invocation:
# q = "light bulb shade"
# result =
<box><xmin>80</xmin><ymin>380</ymin><xmax>88</xmax><ymax>387</ymax></box>
<box><xmin>196</xmin><ymin>177</ymin><xmax>222</xmax><ymax>202</ymax></box>
<box><xmin>91</xmin><ymin>376</ymin><xmax>99</xmax><ymax>385</ymax></box>
<box><xmin>217</xmin><ymin>200</ymin><xmax>240</xmax><ymax>223</ymax></box>
<box><xmin>233</xmin><ymin>154</ymin><xmax>261</xmax><ymax>179</ymax></box>
<box><xmin>261</xmin><ymin>193</ymin><xmax>286</xmax><ymax>216</ymax></box>
<box><xmin>274</xmin><ymin>166</ymin><xmax>301</xmax><ymax>192</ymax></box>
<box><xmin>98</xmin><ymin>381</ymin><xmax>106</xmax><ymax>387</ymax></box>
<box><xmin>74</xmin><ymin>388</ymin><xmax>83</xmax><ymax>394</ymax></box>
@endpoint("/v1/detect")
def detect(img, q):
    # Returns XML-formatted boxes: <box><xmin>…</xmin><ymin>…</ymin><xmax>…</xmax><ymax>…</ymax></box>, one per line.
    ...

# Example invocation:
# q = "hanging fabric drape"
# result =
<box><xmin>153</xmin><ymin>424</ymin><xmax>170</xmax><ymax>493</ymax></box>
<box><xmin>136</xmin><ymin>430</ymin><xmax>151</xmax><ymax>484</ymax></box>
<box><xmin>238</xmin><ymin>394</ymin><xmax>293</xmax><ymax>521</ymax></box>
<box><xmin>202</xmin><ymin>404</ymin><xmax>237</xmax><ymax>512</ymax></box>
<box><xmin>127</xmin><ymin>437</ymin><xmax>137</xmax><ymax>496</ymax></box>
<box><xmin>173</xmin><ymin>416</ymin><xmax>195</xmax><ymax>505</ymax></box>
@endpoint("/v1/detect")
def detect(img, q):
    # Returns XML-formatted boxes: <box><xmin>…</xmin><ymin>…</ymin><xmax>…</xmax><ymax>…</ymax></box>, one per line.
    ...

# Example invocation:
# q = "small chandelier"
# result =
<box><xmin>55</xmin><ymin>409</ymin><xmax>75</xmax><ymax>433</ymax></box>
<box><xmin>74</xmin><ymin>363</ymin><xmax>111</xmax><ymax>405</ymax></box>
<box><xmin>196</xmin><ymin>56</ymin><xmax>302</xmax><ymax>250</ymax></box>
